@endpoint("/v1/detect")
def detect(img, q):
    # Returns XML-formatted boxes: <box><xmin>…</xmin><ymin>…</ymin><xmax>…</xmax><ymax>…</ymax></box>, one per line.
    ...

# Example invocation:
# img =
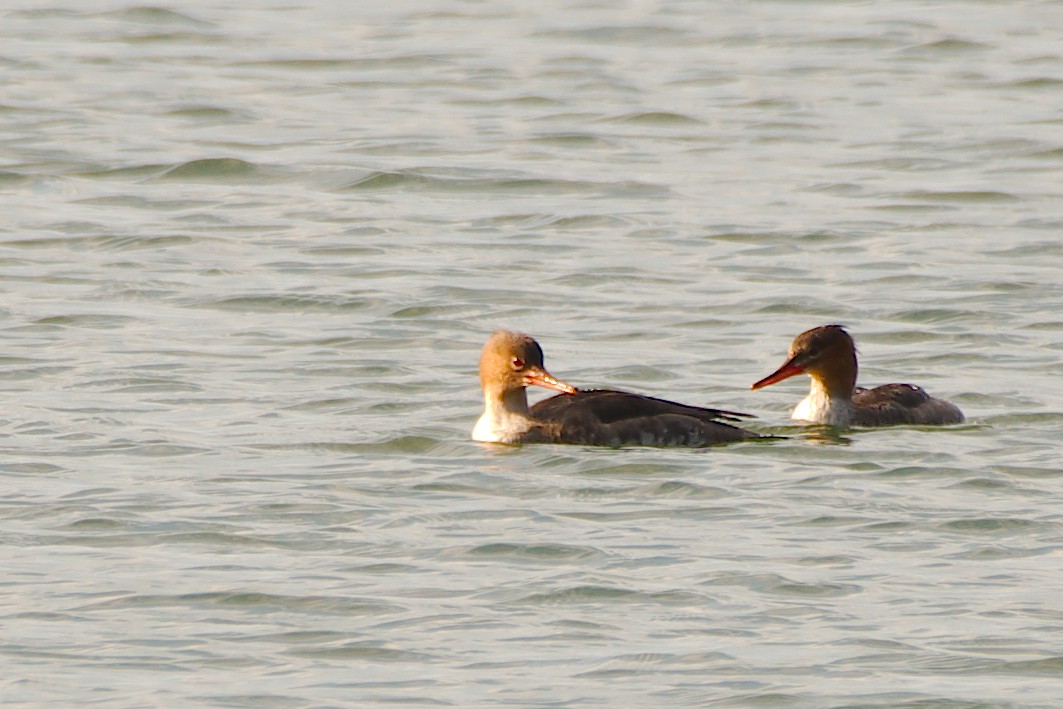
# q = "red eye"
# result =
<box><xmin>511</xmin><ymin>357</ymin><xmax>524</xmax><ymax>370</ymax></box>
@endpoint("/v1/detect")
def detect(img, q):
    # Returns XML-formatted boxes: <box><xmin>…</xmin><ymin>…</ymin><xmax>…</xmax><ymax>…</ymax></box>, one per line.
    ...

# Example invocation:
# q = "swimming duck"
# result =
<box><xmin>751</xmin><ymin>325</ymin><xmax>964</xmax><ymax>426</ymax></box>
<box><xmin>474</xmin><ymin>330</ymin><xmax>762</xmax><ymax>446</ymax></box>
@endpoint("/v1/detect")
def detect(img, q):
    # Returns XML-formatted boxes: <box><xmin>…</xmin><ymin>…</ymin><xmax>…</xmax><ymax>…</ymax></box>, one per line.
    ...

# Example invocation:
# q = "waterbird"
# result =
<box><xmin>474</xmin><ymin>330</ymin><xmax>763</xmax><ymax>447</ymax></box>
<box><xmin>751</xmin><ymin>324</ymin><xmax>964</xmax><ymax>427</ymax></box>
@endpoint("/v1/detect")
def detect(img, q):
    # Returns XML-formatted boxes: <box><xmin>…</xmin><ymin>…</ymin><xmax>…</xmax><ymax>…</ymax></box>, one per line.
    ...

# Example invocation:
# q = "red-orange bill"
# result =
<box><xmin>524</xmin><ymin>367</ymin><xmax>578</xmax><ymax>395</ymax></box>
<box><xmin>751</xmin><ymin>360</ymin><xmax>805</xmax><ymax>390</ymax></box>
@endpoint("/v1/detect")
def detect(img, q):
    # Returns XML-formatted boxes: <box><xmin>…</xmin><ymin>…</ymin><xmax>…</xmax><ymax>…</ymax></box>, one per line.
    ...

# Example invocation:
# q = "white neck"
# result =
<box><xmin>791</xmin><ymin>376</ymin><xmax>853</xmax><ymax>426</ymax></box>
<box><xmin>472</xmin><ymin>388</ymin><xmax>535</xmax><ymax>443</ymax></box>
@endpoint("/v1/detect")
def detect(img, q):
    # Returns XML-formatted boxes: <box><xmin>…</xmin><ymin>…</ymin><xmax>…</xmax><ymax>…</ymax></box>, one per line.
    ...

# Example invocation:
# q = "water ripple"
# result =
<box><xmin>3</xmin><ymin>1</ymin><xmax>1062</xmax><ymax>707</ymax></box>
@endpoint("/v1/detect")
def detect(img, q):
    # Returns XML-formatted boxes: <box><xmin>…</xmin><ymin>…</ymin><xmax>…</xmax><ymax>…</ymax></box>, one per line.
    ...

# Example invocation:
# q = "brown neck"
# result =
<box><xmin>499</xmin><ymin>386</ymin><xmax>531</xmax><ymax>416</ymax></box>
<box><xmin>809</xmin><ymin>349</ymin><xmax>858</xmax><ymax>399</ymax></box>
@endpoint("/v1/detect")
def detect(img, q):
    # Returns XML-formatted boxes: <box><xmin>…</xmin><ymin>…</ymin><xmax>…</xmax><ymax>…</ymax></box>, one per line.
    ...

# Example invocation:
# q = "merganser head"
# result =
<box><xmin>479</xmin><ymin>330</ymin><xmax>578</xmax><ymax>399</ymax></box>
<box><xmin>751</xmin><ymin>325</ymin><xmax>858</xmax><ymax>394</ymax></box>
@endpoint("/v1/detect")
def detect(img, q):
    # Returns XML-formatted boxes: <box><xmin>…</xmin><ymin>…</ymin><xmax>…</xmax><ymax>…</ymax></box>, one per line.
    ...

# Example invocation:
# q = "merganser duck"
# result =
<box><xmin>474</xmin><ymin>330</ymin><xmax>762</xmax><ymax>447</ymax></box>
<box><xmin>751</xmin><ymin>325</ymin><xmax>964</xmax><ymax>427</ymax></box>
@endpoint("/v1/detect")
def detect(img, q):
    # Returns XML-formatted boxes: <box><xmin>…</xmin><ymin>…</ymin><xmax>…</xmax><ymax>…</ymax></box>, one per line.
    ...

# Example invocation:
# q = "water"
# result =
<box><xmin>3</xmin><ymin>0</ymin><xmax>1063</xmax><ymax>706</ymax></box>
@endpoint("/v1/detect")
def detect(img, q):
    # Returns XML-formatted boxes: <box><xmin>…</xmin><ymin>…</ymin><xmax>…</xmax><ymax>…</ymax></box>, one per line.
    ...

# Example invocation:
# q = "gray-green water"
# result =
<box><xmin>3</xmin><ymin>1</ymin><xmax>1063</xmax><ymax>706</ymax></box>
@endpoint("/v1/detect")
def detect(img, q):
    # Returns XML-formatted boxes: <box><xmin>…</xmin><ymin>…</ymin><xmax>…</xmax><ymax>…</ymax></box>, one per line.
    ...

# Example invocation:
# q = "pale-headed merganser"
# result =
<box><xmin>751</xmin><ymin>324</ymin><xmax>964</xmax><ymax>427</ymax></box>
<box><xmin>474</xmin><ymin>330</ymin><xmax>762</xmax><ymax>447</ymax></box>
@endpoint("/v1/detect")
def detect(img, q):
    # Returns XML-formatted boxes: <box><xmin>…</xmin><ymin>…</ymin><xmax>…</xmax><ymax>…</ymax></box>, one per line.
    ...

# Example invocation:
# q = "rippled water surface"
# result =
<box><xmin>3</xmin><ymin>1</ymin><xmax>1063</xmax><ymax>706</ymax></box>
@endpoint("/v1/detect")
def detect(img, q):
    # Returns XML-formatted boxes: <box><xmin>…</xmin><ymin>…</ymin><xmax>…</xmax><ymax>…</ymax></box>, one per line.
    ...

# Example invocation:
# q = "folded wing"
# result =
<box><xmin>852</xmin><ymin>384</ymin><xmax>965</xmax><ymax>425</ymax></box>
<box><xmin>530</xmin><ymin>389</ymin><xmax>760</xmax><ymax>447</ymax></box>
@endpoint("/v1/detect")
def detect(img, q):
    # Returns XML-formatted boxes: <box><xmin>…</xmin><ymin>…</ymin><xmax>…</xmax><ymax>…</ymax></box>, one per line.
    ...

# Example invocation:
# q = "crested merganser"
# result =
<box><xmin>751</xmin><ymin>325</ymin><xmax>964</xmax><ymax>427</ymax></box>
<box><xmin>474</xmin><ymin>330</ymin><xmax>762</xmax><ymax>447</ymax></box>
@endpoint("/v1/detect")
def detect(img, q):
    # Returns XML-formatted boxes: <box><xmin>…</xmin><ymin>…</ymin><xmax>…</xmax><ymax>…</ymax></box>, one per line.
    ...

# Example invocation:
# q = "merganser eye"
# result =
<box><xmin>511</xmin><ymin>357</ymin><xmax>525</xmax><ymax>370</ymax></box>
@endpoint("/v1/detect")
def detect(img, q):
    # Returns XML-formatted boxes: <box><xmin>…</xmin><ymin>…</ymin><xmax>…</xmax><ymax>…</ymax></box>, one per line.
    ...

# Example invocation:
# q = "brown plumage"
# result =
<box><xmin>474</xmin><ymin>330</ymin><xmax>763</xmax><ymax>447</ymax></box>
<box><xmin>751</xmin><ymin>325</ymin><xmax>964</xmax><ymax>427</ymax></box>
